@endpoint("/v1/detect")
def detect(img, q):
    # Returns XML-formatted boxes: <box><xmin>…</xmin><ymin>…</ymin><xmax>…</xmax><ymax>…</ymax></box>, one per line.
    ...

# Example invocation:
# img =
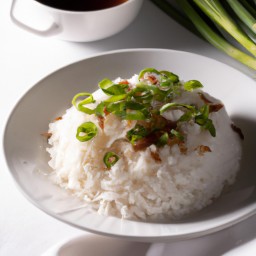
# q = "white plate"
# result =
<box><xmin>3</xmin><ymin>49</ymin><xmax>256</xmax><ymax>242</ymax></box>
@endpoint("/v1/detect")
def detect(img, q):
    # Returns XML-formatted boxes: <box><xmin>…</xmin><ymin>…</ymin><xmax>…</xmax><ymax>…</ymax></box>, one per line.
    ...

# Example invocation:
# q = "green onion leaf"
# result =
<box><xmin>72</xmin><ymin>92</ymin><xmax>95</xmax><ymax>115</ymax></box>
<box><xmin>127</xmin><ymin>124</ymin><xmax>148</xmax><ymax>144</ymax></box>
<box><xmin>76</xmin><ymin>122</ymin><xmax>98</xmax><ymax>142</ymax></box>
<box><xmin>103</xmin><ymin>152</ymin><xmax>119</xmax><ymax>168</ymax></box>
<box><xmin>195</xmin><ymin>105</ymin><xmax>216</xmax><ymax>136</ymax></box>
<box><xmin>95</xmin><ymin>102</ymin><xmax>105</xmax><ymax>116</ymax></box>
<box><xmin>184</xmin><ymin>80</ymin><xmax>203</xmax><ymax>91</ymax></box>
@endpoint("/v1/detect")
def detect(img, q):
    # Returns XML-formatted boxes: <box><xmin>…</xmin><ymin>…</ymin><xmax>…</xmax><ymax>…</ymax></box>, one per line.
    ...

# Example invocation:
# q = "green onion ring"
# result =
<box><xmin>72</xmin><ymin>92</ymin><xmax>95</xmax><ymax>115</ymax></box>
<box><xmin>76</xmin><ymin>122</ymin><xmax>97</xmax><ymax>142</ymax></box>
<box><xmin>103</xmin><ymin>152</ymin><xmax>119</xmax><ymax>168</ymax></box>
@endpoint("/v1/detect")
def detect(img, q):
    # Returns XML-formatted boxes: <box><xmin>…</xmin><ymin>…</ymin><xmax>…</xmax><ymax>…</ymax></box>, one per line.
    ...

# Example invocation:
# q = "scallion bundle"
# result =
<box><xmin>151</xmin><ymin>0</ymin><xmax>256</xmax><ymax>71</ymax></box>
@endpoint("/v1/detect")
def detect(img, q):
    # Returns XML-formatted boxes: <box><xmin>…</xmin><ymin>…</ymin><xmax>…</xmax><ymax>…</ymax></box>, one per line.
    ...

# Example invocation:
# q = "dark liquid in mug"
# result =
<box><xmin>35</xmin><ymin>0</ymin><xmax>128</xmax><ymax>11</ymax></box>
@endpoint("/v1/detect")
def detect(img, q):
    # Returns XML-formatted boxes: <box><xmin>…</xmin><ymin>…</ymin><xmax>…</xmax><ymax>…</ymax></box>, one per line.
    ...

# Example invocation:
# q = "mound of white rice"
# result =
<box><xmin>47</xmin><ymin>74</ymin><xmax>242</xmax><ymax>221</ymax></box>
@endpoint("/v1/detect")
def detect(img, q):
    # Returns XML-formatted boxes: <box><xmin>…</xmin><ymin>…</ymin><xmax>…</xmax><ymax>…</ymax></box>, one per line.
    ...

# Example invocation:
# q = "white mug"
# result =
<box><xmin>10</xmin><ymin>0</ymin><xmax>144</xmax><ymax>42</ymax></box>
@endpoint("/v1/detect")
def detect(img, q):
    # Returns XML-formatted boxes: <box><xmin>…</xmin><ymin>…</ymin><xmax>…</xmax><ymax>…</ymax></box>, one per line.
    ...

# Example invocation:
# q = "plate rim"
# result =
<box><xmin>3</xmin><ymin>48</ymin><xmax>256</xmax><ymax>242</ymax></box>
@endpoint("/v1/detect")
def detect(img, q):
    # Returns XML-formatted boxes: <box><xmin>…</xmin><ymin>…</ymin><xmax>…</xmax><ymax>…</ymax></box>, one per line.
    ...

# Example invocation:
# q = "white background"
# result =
<box><xmin>0</xmin><ymin>0</ymin><xmax>256</xmax><ymax>255</ymax></box>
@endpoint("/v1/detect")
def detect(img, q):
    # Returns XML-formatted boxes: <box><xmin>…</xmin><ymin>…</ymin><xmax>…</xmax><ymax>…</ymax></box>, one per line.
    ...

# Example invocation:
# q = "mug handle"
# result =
<box><xmin>10</xmin><ymin>0</ymin><xmax>61</xmax><ymax>37</ymax></box>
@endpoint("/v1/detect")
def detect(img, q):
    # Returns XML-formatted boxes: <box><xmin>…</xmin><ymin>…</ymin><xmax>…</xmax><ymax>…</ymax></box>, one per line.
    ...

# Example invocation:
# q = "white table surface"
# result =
<box><xmin>1</xmin><ymin>1</ymin><xmax>256</xmax><ymax>255</ymax></box>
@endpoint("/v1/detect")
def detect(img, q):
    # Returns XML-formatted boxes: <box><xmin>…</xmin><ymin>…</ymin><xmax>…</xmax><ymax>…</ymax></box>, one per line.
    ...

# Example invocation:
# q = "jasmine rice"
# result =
<box><xmin>47</xmin><ymin>68</ymin><xmax>242</xmax><ymax>221</ymax></box>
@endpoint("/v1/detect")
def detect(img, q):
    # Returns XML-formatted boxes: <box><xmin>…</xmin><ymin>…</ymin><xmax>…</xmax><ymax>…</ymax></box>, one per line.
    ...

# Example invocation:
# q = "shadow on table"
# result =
<box><xmin>47</xmin><ymin>235</ymin><xmax>150</xmax><ymax>256</ymax></box>
<box><xmin>147</xmin><ymin>213</ymin><xmax>256</xmax><ymax>256</ymax></box>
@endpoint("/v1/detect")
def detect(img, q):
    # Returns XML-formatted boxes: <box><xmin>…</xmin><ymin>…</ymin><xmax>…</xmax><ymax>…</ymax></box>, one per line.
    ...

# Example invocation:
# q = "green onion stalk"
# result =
<box><xmin>226</xmin><ymin>0</ymin><xmax>256</xmax><ymax>34</ymax></box>
<box><xmin>193</xmin><ymin>0</ymin><xmax>256</xmax><ymax>57</ymax></box>
<box><xmin>150</xmin><ymin>0</ymin><xmax>256</xmax><ymax>71</ymax></box>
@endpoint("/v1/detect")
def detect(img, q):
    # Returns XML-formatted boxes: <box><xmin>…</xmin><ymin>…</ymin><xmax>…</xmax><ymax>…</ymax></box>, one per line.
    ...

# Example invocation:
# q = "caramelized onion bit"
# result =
<box><xmin>54</xmin><ymin>116</ymin><xmax>62</xmax><ymax>121</ymax></box>
<box><xmin>199</xmin><ymin>92</ymin><xmax>223</xmax><ymax>113</ymax></box>
<box><xmin>150</xmin><ymin>150</ymin><xmax>162</xmax><ymax>162</ymax></box>
<box><xmin>97</xmin><ymin>116</ymin><xmax>105</xmax><ymax>130</ymax></box>
<box><xmin>231</xmin><ymin>123</ymin><xmax>244</xmax><ymax>140</ymax></box>
<box><xmin>178</xmin><ymin>142</ymin><xmax>187</xmax><ymax>154</ymax></box>
<box><xmin>196</xmin><ymin>145</ymin><xmax>212</xmax><ymax>155</ymax></box>
<box><xmin>119</xmin><ymin>80</ymin><xmax>129</xmax><ymax>85</ymax></box>
<box><xmin>133</xmin><ymin>134</ymin><xmax>158</xmax><ymax>151</ymax></box>
<box><xmin>209</xmin><ymin>104</ymin><xmax>224</xmax><ymax>112</ymax></box>
<box><xmin>198</xmin><ymin>92</ymin><xmax>213</xmax><ymax>104</ymax></box>
<box><xmin>147</xmin><ymin>75</ymin><xmax>158</xmax><ymax>85</ymax></box>
<box><xmin>41</xmin><ymin>132</ymin><xmax>52</xmax><ymax>139</ymax></box>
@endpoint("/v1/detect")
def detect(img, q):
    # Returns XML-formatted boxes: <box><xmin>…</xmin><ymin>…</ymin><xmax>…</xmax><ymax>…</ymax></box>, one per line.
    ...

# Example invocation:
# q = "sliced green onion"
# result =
<box><xmin>106</xmin><ymin>101</ymin><xmax>149</xmax><ymax>120</ymax></box>
<box><xmin>103</xmin><ymin>152</ymin><xmax>119</xmax><ymax>168</ymax></box>
<box><xmin>98</xmin><ymin>78</ymin><xmax>113</xmax><ymax>93</ymax></box>
<box><xmin>138</xmin><ymin>68</ymin><xmax>161</xmax><ymax>79</ymax></box>
<box><xmin>200</xmin><ymin>104</ymin><xmax>210</xmax><ymax>118</ymax></box>
<box><xmin>106</xmin><ymin>101</ymin><xmax>126</xmax><ymax>116</ymax></box>
<box><xmin>130</xmin><ymin>87</ymin><xmax>154</xmax><ymax>103</ymax></box>
<box><xmin>125</xmin><ymin>101</ymin><xmax>145</xmax><ymax>110</ymax></box>
<box><xmin>124</xmin><ymin>110</ymin><xmax>147</xmax><ymax>120</ymax></box>
<box><xmin>127</xmin><ymin>124</ymin><xmax>148</xmax><ymax>144</ymax></box>
<box><xmin>126</xmin><ymin>102</ymin><xmax>150</xmax><ymax>120</ymax></box>
<box><xmin>184</xmin><ymin>80</ymin><xmax>203</xmax><ymax>91</ymax></box>
<box><xmin>197</xmin><ymin>118</ymin><xmax>216</xmax><ymax>137</ymax></box>
<box><xmin>160</xmin><ymin>70</ymin><xmax>179</xmax><ymax>82</ymax></box>
<box><xmin>104</xmin><ymin>94</ymin><xmax>127</xmax><ymax>103</ymax></box>
<box><xmin>76</xmin><ymin>122</ymin><xmax>98</xmax><ymax>142</ymax></box>
<box><xmin>195</xmin><ymin>105</ymin><xmax>216</xmax><ymax>136</ymax></box>
<box><xmin>136</xmin><ymin>83</ymin><xmax>168</xmax><ymax>102</ymax></box>
<box><xmin>179</xmin><ymin>111</ymin><xmax>194</xmax><ymax>122</ymax></box>
<box><xmin>160</xmin><ymin>102</ymin><xmax>196</xmax><ymax>114</ymax></box>
<box><xmin>159</xmin><ymin>80</ymin><xmax>173</xmax><ymax>89</ymax></box>
<box><xmin>95</xmin><ymin>102</ymin><xmax>105</xmax><ymax>116</ymax></box>
<box><xmin>157</xmin><ymin>132</ymin><xmax>169</xmax><ymax>146</ymax></box>
<box><xmin>72</xmin><ymin>92</ymin><xmax>95</xmax><ymax>115</ymax></box>
<box><xmin>136</xmin><ymin>83</ymin><xmax>160</xmax><ymax>93</ymax></box>
<box><xmin>158</xmin><ymin>71</ymin><xmax>179</xmax><ymax>90</ymax></box>
<box><xmin>170</xmin><ymin>129</ymin><xmax>184</xmax><ymax>141</ymax></box>
<box><xmin>99</xmin><ymin>78</ymin><xmax>127</xmax><ymax>96</ymax></box>
<box><xmin>73</xmin><ymin>67</ymin><xmax>217</xmax><ymax>155</ymax></box>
